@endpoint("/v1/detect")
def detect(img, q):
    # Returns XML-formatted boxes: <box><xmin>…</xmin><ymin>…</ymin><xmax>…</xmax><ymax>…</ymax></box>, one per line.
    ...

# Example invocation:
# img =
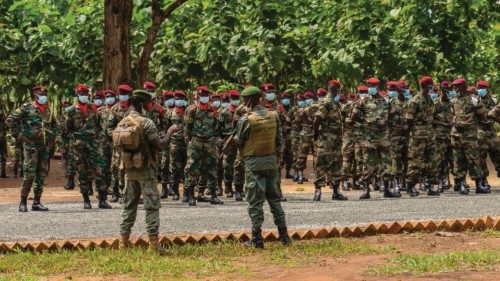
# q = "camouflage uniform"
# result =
<box><xmin>145</xmin><ymin>101</ymin><xmax>166</xmax><ymax>182</ymax></box>
<box><xmin>184</xmin><ymin>103</ymin><xmax>222</xmax><ymax>205</ymax></box>
<box><xmin>280</xmin><ymin>104</ymin><xmax>293</xmax><ymax>177</ymax></box>
<box><xmin>6</xmin><ymin>102</ymin><xmax>56</xmax><ymax>198</ymax></box>
<box><xmin>433</xmin><ymin>97</ymin><xmax>453</xmax><ymax>187</ymax></box>
<box><xmin>217</xmin><ymin>105</ymin><xmax>238</xmax><ymax>197</ymax></box>
<box><xmin>340</xmin><ymin>101</ymin><xmax>356</xmax><ymax>183</ymax></box>
<box><xmin>160</xmin><ymin>106</ymin><xmax>174</xmax><ymax>187</ymax></box>
<box><xmin>286</xmin><ymin>105</ymin><xmax>303</xmax><ymax>175</ymax></box>
<box><xmin>57</xmin><ymin>111</ymin><xmax>76</xmax><ymax>179</ymax></box>
<box><xmin>166</xmin><ymin>107</ymin><xmax>186</xmax><ymax>198</ymax></box>
<box><xmin>388</xmin><ymin>97</ymin><xmax>409</xmax><ymax>184</ymax></box>
<box><xmin>107</xmin><ymin>103</ymin><xmax>131</xmax><ymax>191</ymax></box>
<box><xmin>233</xmin><ymin>105</ymin><xmax>250</xmax><ymax>195</ymax></box>
<box><xmin>488</xmin><ymin>103</ymin><xmax>500</xmax><ymax>123</ymax></box>
<box><xmin>97</xmin><ymin>105</ymin><xmax>114</xmax><ymax>188</ymax></box>
<box><xmin>297</xmin><ymin>103</ymin><xmax>319</xmax><ymax>172</ymax></box>
<box><xmin>0</xmin><ymin>103</ymin><xmax>8</xmax><ymax>177</ymax></box>
<box><xmin>477</xmin><ymin>95</ymin><xmax>499</xmax><ymax>179</ymax></box>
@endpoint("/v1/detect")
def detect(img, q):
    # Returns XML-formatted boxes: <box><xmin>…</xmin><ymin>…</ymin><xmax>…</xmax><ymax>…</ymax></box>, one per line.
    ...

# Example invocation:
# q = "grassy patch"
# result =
<box><xmin>368</xmin><ymin>249</ymin><xmax>500</xmax><ymax>276</ymax></box>
<box><xmin>481</xmin><ymin>229</ymin><xmax>500</xmax><ymax>238</ymax></box>
<box><xmin>0</xmin><ymin>238</ymin><xmax>394</xmax><ymax>280</ymax></box>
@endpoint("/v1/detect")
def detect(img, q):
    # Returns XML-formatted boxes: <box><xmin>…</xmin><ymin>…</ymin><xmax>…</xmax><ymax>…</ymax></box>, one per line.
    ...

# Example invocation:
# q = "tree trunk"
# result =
<box><xmin>136</xmin><ymin>0</ymin><xmax>188</xmax><ymax>86</ymax></box>
<box><xmin>103</xmin><ymin>0</ymin><xmax>133</xmax><ymax>90</ymax></box>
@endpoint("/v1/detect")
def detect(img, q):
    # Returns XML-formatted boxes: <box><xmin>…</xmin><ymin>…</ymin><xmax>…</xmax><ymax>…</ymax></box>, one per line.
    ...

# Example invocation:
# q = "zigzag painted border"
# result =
<box><xmin>1</xmin><ymin>216</ymin><xmax>498</xmax><ymax>254</ymax></box>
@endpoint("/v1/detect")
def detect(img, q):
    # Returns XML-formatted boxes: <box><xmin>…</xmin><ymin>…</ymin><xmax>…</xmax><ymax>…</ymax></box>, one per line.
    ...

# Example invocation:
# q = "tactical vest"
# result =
<box><xmin>243</xmin><ymin>111</ymin><xmax>277</xmax><ymax>157</ymax></box>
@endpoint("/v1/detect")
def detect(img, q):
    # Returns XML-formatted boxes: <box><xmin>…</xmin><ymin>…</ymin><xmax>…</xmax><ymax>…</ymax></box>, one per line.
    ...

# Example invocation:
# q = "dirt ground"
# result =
<box><xmin>0</xmin><ymin>157</ymin><xmax>498</xmax><ymax>203</ymax></box>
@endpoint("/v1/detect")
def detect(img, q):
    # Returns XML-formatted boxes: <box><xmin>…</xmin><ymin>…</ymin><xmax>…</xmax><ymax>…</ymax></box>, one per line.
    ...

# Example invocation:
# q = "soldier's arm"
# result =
<box><xmin>350</xmin><ymin>100</ymin><xmax>363</xmax><ymax>122</ymax></box>
<box><xmin>183</xmin><ymin>106</ymin><xmax>194</xmax><ymax>141</ymax></box>
<box><xmin>233</xmin><ymin>117</ymin><xmax>250</xmax><ymax>149</ymax></box>
<box><xmin>106</xmin><ymin>109</ymin><xmax>118</xmax><ymax>137</ymax></box>
<box><xmin>5</xmin><ymin>106</ymin><xmax>25</xmax><ymax>130</ymax></box>
<box><xmin>404</xmin><ymin>100</ymin><xmax>416</xmax><ymax>131</ymax></box>
<box><xmin>313</xmin><ymin>105</ymin><xmax>327</xmax><ymax>140</ymax></box>
<box><xmin>487</xmin><ymin>103</ymin><xmax>500</xmax><ymax>123</ymax></box>
<box><xmin>275</xmin><ymin>112</ymin><xmax>283</xmax><ymax>153</ymax></box>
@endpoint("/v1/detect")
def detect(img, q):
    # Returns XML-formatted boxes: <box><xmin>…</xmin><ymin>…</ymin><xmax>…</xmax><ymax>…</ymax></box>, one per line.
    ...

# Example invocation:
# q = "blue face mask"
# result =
<box><xmin>281</xmin><ymin>98</ymin><xmax>291</xmax><ymax>106</ymax></box>
<box><xmin>93</xmin><ymin>99</ymin><xmax>103</xmax><ymax>106</ymax></box>
<box><xmin>175</xmin><ymin>99</ymin><xmax>186</xmax><ymax>107</ymax></box>
<box><xmin>305</xmin><ymin>98</ymin><xmax>313</xmax><ymax>105</ymax></box>
<box><xmin>358</xmin><ymin>93</ymin><xmax>368</xmax><ymax>99</ymax></box>
<box><xmin>297</xmin><ymin>101</ymin><xmax>305</xmax><ymax>108</ymax></box>
<box><xmin>199</xmin><ymin>96</ymin><xmax>209</xmax><ymax>104</ymax></box>
<box><xmin>265</xmin><ymin>93</ymin><xmax>275</xmax><ymax>101</ymax></box>
<box><xmin>447</xmin><ymin>90</ymin><xmax>457</xmax><ymax>99</ymax></box>
<box><xmin>477</xmin><ymin>89</ymin><xmax>487</xmax><ymax>97</ymax></box>
<box><xmin>164</xmin><ymin>99</ymin><xmax>174</xmax><ymax>107</ymax></box>
<box><xmin>212</xmin><ymin>100</ymin><xmax>221</xmax><ymax>108</ymax></box>
<box><xmin>333</xmin><ymin>95</ymin><xmax>340</xmax><ymax>103</ymax></box>
<box><xmin>37</xmin><ymin>95</ymin><xmax>48</xmax><ymax>105</ymax></box>
<box><xmin>78</xmin><ymin>95</ymin><xmax>89</xmax><ymax>104</ymax></box>
<box><xmin>118</xmin><ymin>95</ymin><xmax>129</xmax><ymax>102</ymax></box>
<box><xmin>105</xmin><ymin>97</ymin><xmax>116</xmax><ymax>105</ymax></box>
<box><xmin>222</xmin><ymin>102</ymin><xmax>230</xmax><ymax>108</ymax></box>
<box><xmin>388</xmin><ymin>91</ymin><xmax>397</xmax><ymax>98</ymax></box>
<box><xmin>230</xmin><ymin>99</ymin><xmax>240</xmax><ymax>106</ymax></box>
<box><xmin>368</xmin><ymin>87</ymin><xmax>378</xmax><ymax>96</ymax></box>
<box><xmin>430</xmin><ymin>93</ymin><xmax>438</xmax><ymax>101</ymax></box>
<box><xmin>403</xmin><ymin>90</ymin><xmax>412</xmax><ymax>100</ymax></box>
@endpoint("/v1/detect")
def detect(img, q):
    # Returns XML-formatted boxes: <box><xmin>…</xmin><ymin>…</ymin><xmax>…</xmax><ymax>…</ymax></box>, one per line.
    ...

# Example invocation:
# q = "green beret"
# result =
<box><xmin>132</xmin><ymin>90</ymin><xmax>151</xmax><ymax>101</ymax></box>
<box><xmin>241</xmin><ymin>86</ymin><xmax>262</xmax><ymax>97</ymax></box>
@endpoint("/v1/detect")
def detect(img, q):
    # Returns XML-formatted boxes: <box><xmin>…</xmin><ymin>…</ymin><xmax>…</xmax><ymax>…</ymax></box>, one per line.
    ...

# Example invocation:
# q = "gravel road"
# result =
<box><xmin>1</xmin><ymin>189</ymin><xmax>499</xmax><ymax>242</ymax></box>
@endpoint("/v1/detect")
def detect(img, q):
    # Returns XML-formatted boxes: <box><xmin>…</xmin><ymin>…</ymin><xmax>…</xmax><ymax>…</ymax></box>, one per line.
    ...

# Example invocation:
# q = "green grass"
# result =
<box><xmin>481</xmin><ymin>229</ymin><xmax>500</xmax><ymax>238</ymax></box>
<box><xmin>368</xmin><ymin>249</ymin><xmax>500</xmax><ymax>276</ymax></box>
<box><xmin>0</xmin><ymin>238</ymin><xmax>394</xmax><ymax>280</ymax></box>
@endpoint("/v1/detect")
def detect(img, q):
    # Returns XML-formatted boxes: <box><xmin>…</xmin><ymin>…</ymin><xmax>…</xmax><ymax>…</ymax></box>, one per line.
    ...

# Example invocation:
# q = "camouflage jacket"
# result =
<box><xmin>299</xmin><ymin>102</ymin><xmax>320</xmax><ymax>137</ymax></box>
<box><xmin>341</xmin><ymin>101</ymin><xmax>356</xmax><ymax>132</ymax></box>
<box><xmin>217</xmin><ymin>106</ymin><xmax>236</xmax><ymax>137</ymax></box>
<box><xmin>388</xmin><ymin>97</ymin><xmax>407</xmax><ymax>137</ymax></box>
<box><xmin>477</xmin><ymin>95</ymin><xmax>497</xmax><ymax>134</ymax></box>
<box><xmin>405</xmin><ymin>93</ymin><xmax>434</xmax><ymax>139</ymax></box>
<box><xmin>286</xmin><ymin>106</ymin><xmax>303</xmax><ymax>134</ymax></box>
<box><xmin>97</xmin><ymin>105</ymin><xmax>114</xmax><ymax>142</ymax></box>
<box><xmin>64</xmin><ymin>103</ymin><xmax>100</xmax><ymax>139</ymax></box>
<box><xmin>144</xmin><ymin>102</ymin><xmax>166</xmax><ymax>131</ymax></box>
<box><xmin>6</xmin><ymin>102</ymin><xmax>57</xmax><ymax>145</ymax></box>
<box><xmin>107</xmin><ymin>102</ymin><xmax>130</xmax><ymax>137</ymax></box>
<box><xmin>488</xmin><ymin>103</ymin><xmax>500</xmax><ymax>123</ymax></box>
<box><xmin>166</xmin><ymin>107</ymin><xmax>185</xmax><ymax>143</ymax></box>
<box><xmin>316</xmin><ymin>98</ymin><xmax>343</xmax><ymax>135</ymax></box>
<box><xmin>433</xmin><ymin>98</ymin><xmax>453</xmax><ymax>139</ymax></box>
<box><xmin>352</xmin><ymin>94</ymin><xmax>388</xmax><ymax>133</ymax></box>
<box><xmin>184</xmin><ymin>103</ymin><xmax>218</xmax><ymax>139</ymax></box>
<box><xmin>451</xmin><ymin>94</ymin><xmax>487</xmax><ymax>134</ymax></box>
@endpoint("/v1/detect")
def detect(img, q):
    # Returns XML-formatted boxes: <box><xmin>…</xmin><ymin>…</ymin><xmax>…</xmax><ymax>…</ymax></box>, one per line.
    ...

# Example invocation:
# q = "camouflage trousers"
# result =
<box><xmin>341</xmin><ymin>129</ymin><xmax>355</xmax><ymax>179</ymax></box>
<box><xmin>185</xmin><ymin>137</ymin><xmax>218</xmax><ymax>190</ymax></box>
<box><xmin>280</xmin><ymin>133</ymin><xmax>293</xmax><ymax>171</ymax></box>
<box><xmin>290</xmin><ymin>131</ymin><xmax>301</xmax><ymax>171</ymax></box>
<box><xmin>160</xmin><ymin>146</ymin><xmax>171</xmax><ymax>184</ymax></box>
<box><xmin>222</xmin><ymin>138</ymin><xmax>237</xmax><ymax>183</ymax></box>
<box><xmin>451</xmin><ymin>132</ymin><xmax>483</xmax><ymax>180</ymax></box>
<box><xmin>120</xmin><ymin>176</ymin><xmax>161</xmax><ymax>236</ymax></box>
<box><xmin>14</xmin><ymin>140</ymin><xmax>23</xmax><ymax>175</ymax></box>
<box><xmin>354</xmin><ymin>135</ymin><xmax>364</xmax><ymax>178</ymax></box>
<box><xmin>111</xmin><ymin>146</ymin><xmax>125</xmax><ymax>188</ymax></box>
<box><xmin>21</xmin><ymin>142</ymin><xmax>49</xmax><ymax>197</ymax></box>
<box><xmin>60</xmin><ymin>138</ymin><xmax>76</xmax><ymax>178</ymax></box>
<box><xmin>435</xmin><ymin>136</ymin><xmax>453</xmax><ymax>179</ymax></box>
<box><xmin>407</xmin><ymin>136</ymin><xmax>438</xmax><ymax>184</ymax></box>
<box><xmin>315</xmin><ymin>134</ymin><xmax>342</xmax><ymax>188</ymax></box>
<box><xmin>296</xmin><ymin>134</ymin><xmax>315</xmax><ymax>170</ymax></box>
<box><xmin>99</xmin><ymin>140</ymin><xmax>112</xmax><ymax>187</ymax></box>
<box><xmin>245</xmin><ymin>168</ymin><xmax>286</xmax><ymax>230</ymax></box>
<box><xmin>0</xmin><ymin>133</ymin><xmax>7</xmax><ymax>172</ymax></box>
<box><xmin>361</xmin><ymin>131</ymin><xmax>390</xmax><ymax>184</ymax></box>
<box><xmin>478</xmin><ymin>131</ymin><xmax>500</xmax><ymax>177</ymax></box>
<box><xmin>73</xmin><ymin>137</ymin><xmax>105</xmax><ymax>195</ymax></box>
<box><xmin>169</xmin><ymin>140</ymin><xmax>187</xmax><ymax>185</ymax></box>
<box><xmin>234</xmin><ymin>151</ymin><xmax>245</xmax><ymax>188</ymax></box>
<box><xmin>389</xmin><ymin>135</ymin><xmax>408</xmax><ymax>178</ymax></box>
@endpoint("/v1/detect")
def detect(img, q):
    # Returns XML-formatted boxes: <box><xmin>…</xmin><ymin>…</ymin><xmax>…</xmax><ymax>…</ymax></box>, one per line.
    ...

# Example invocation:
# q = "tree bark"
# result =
<box><xmin>136</xmin><ymin>0</ymin><xmax>188</xmax><ymax>86</ymax></box>
<box><xmin>103</xmin><ymin>0</ymin><xmax>133</xmax><ymax>90</ymax></box>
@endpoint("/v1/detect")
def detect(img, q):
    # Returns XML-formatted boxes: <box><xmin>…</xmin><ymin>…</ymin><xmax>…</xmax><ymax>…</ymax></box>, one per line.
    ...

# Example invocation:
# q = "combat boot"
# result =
<box><xmin>216</xmin><ymin>179</ymin><xmax>223</xmax><ymax>197</ymax></box>
<box><xmin>292</xmin><ymin>170</ymin><xmax>299</xmax><ymax>182</ymax></box>
<box><xmin>399</xmin><ymin>177</ymin><xmax>408</xmax><ymax>192</ymax></box>
<box><xmin>459</xmin><ymin>180</ymin><xmax>470</xmax><ymax>195</ymax></box>
<box><xmin>278</xmin><ymin>226</ymin><xmax>292</xmax><ymax>246</ymax></box>
<box><xmin>210</xmin><ymin>187</ymin><xmax>224</xmax><ymax>205</ymax></box>
<box><xmin>160</xmin><ymin>183</ymin><xmax>169</xmax><ymax>199</ymax></box>
<box><xmin>225</xmin><ymin>181</ymin><xmax>234</xmax><ymax>198</ymax></box>
<box><xmin>408</xmin><ymin>183</ymin><xmax>419</xmax><ymax>197</ymax></box>
<box><xmin>353</xmin><ymin>177</ymin><xmax>361</xmax><ymax>190</ymax></box>
<box><xmin>83</xmin><ymin>193</ymin><xmax>92</xmax><ymax>209</ymax></box>
<box><xmin>342</xmin><ymin>180</ymin><xmax>351</xmax><ymax>191</ymax></box>
<box><xmin>120</xmin><ymin>235</ymin><xmax>132</xmax><ymax>249</ymax></box>
<box><xmin>359</xmin><ymin>182</ymin><xmax>371</xmax><ymax>200</ymax></box>
<box><xmin>89</xmin><ymin>181</ymin><xmax>94</xmax><ymax>196</ymax></box>
<box><xmin>32</xmin><ymin>193</ymin><xmax>49</xmax><ymax>211</ymax></box>
<box><xmin>425</xmin><ymin>183</ymin><xmax>440</xmax><ymax>196</ymax></box>
<box><xmin>244</xmin><ymin>228</ymin><xmax>264</xmax><ymax>249</ymax></box>
<box><xmin>383</xmin><ymin>180</ymin><xmax>401</xmax><ymax>198</ymax></box>
<box><xmin>438</xmin><ymin>177</ymin><xmax>446</xmax><ymax>193</ymax></box>
<box><xmin>453</xmin><ymin>178</ymin><xmax>461</xmax><ymax>192</ymax></box>
<box><xmin>181</xmin><ymin>186</ymin><xmax>189</xmax><ymax>203</ymax></box>
<box><xmin>313</xmin><ymin>187</ymin><xmax>321</xmax><ymax>201</ymax></box>
<box><xmin>188</xmin><ymin>186</ymin><xmax>197</xmax><ymax>206</ymax></box>
<box><xmin>19</xmin><ymin>196</ymin><xmax>28</xmax><ymax>212</ymax></box>
<box><xmin>64</xmin><ymin>175</ymin><xmax>75</xmax><ymax>190</ymax></box>
<box><xmin>234</xmin><ymin>184</ymin><xmax>244</xmax><ymax>201</ymax></box>
<box><xmin>418</xmin><ymin>177</ymin><xmax>426</xmax><ymax>192</ymax></box>
<box><xmin>372</xmin><ymin>178</ymin><xmax>380</xmax><ymax>191</ymax></box>
<box><xmin>148</xmin><ymin>236</ymin><xmax>167</xmax><ymax>256</ymax></box>
<box><xmin>171</xmin><ymin>182</ymin><xmax>180</xmax><ymax>201</ymax></box>
<box><xmin>98</xmin><ymin>190</ymin><xmax>112</xmax><ymax>209</ymax></box>
<box><xmin>332</xmin><ymin>181</ymin><xmax>348</xmax><ymax>200</ymax></box>
<box><xmin>475</xmin><ymin>178</ymin><xmax>491</xmax><ymax>194</ymax></box>
<box><xmin>482</xmin><ymin>178</ymin><xmax>492</xmax><ymax>190</ymax></box>
<box><xmin>297</xmin><ymin>170</ymin><xmax>304</xmax><ymax>184</ymax></box>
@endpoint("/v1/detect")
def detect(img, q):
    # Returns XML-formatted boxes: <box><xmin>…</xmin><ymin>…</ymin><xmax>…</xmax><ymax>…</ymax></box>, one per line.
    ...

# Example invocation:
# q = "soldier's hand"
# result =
<box><xmin>167</xmin><ymin>124</ymin><xmax>179</xmax><ymax>134</ymax></box>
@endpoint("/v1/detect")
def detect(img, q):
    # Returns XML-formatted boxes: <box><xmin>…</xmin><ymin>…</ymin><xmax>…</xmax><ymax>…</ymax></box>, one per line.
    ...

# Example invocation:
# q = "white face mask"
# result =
<box><xmin>37</xmin><ymin>95</ymin><xmax>48</xmax><ymax>105</ymax></box>
<box><xmin>222</xmin><ymin>102</ymin><xmax>230</xmax><ymax>108</ymax></box>
<box><xmin>78</xmin><ymin>95</ymin><xmax>89</xmax><ymax>104</ymax></box>
<box><xmin>199</xmin><ymin>96</ymin><xmax>210</xmax><ymax>104</ymax></box>
<box><xmin>265</xmin><ymin>93</ymin><xmax>275</xmax><ymax>101</ymax></box>
<box><xmin>105</xmin><ymin>97</ymin><xmax>116</xmax><ymax>105</ymax></box>
<box><xmin>212</xmin><ymin>100</ymin><xmax>221</xmax><ymax>108</ymax></box>
<box><xmin>164</xmin><ymin>99</ymin><xmax>174</xmax><ymax>107</ymax></box>
<box><xmin>230</xmin><ymin>99</ymin><xmax>240</xmax><ymax>106</ymax></box>
<box><xmin>118</xmin><ymin>95</ymin><xmax>129</xmax><ymax>102</ymax></box>
<box><xmin>63</xmin><ymin>106</ymin><xmax>71</xmax><ymax>113</ymax></box>
<box><xmin>175</xmin><ymin>99</ymin><xmax>186</xmax><ymax>107</ymax></box>
<box><xmin>93</xmin><ymin>99</ymin><xmax>103</xmax><ymax>106</ymax></box>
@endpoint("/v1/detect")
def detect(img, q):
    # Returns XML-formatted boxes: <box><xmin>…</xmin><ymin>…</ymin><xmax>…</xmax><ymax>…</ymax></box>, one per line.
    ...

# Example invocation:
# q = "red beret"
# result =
<box><xmin>93</xmin><ymin>91</ymin><xmax>104</xmax><ymax>98</ymax></box>
<box><xmin>304</xmin><ymin>91</ymin><xmax>315</xmax><ymax>99</ymax></box>
<box><xmin>281</xmin><ymin>92</ymin><xmax>292</xmax><ymax>98</ymax></box>
<box><xmin>228</xmin><ymin>89</ymin><xmax>240</xmax><ymax>98</ymax></box>
<box><xmin>357</xmin><ymin>85</ymin><xmax>368</xmax><ymax>93</ymax></box>
<box><xmin>32</xmin><ymin>86</ymin><xmax>47</xmax><ymax>94</ymax></box>
<box><xmin>118</xmin><ymin>84</ymin><xmax>133</xmax><ymax>93</ymax></box>
<box><xmin>387</xmin><ymin>81</ymin><xmax>398</xmax><ymax>90</ymax></box>
<box><xmin>339</xmin><ymin>94</ymin><xmax>347</xmax><ymax>104</ymax></box>
<box><xmin>467</xmin><ymin>86</ymin><xmax>476</xmax><ymax>93</ymax></box>
<box><xmin>296</xmin><ymin>93</ymin><xmax>305</xmax><ymax>100</ymax></box>
<box><xmin>476</xmin><ymin>80</ymin><xmax>489</xmax><ymax>88</ymax></box>
<box><xmin>102</xmin><ymin>89</ymin><xmax>116</xmax><ymax>96</ymax></box>
<box><xmin>440</xmin><ymin>81</ymin><xmax>452</xmax><ymax>89</ymax></box>
<box><xmin>196</xmin><ymin>85</ymin><xmax>210</xmax><ymax>94</ymax></box>
<box><xmin>452</xmin><ymin>78</ymin><xmax>467</xmax><ymax>87</ymax></box>
<box><xmin>174</xmin><ymin>90</ymin><xmax>186</xmax><ymax>98</ymax></box>
<box><xmin>162</xmin><ymin>90</ymin><xmax>174</xmax><ymax>97</ymax></box>
<box><xmin>366</xmin><ymin>77</ymin><xmax>380</xmax><ymax>85</ymax></box>
<box><xmin>143</xmin><ymin>81</ymin><xmax>156</xmax><ymax>90</ymax></box>
<box><xmin>316</xmin><ymin>88</ymin><xmax>328</xmax><ymax>95</ymax></box>
<box><xmin>76</xmin><ymin>84</ymin><xmax>89</xmax><ymax>93</ymax></box>
<box><xmin>397</xmin><ymin>80</ymin><xmax>408</xmax><ymax>89</ymax></box>
<box><xmin>260</xmin><ymin>83</ymin><xmax>275</xmax><ymax>92</ymax></box>
<box><xmin>211</xmin><ymin>93</ymin><xmax>221</xmax><ymax>99</ymax></box>
<box><xmin>327</xmin><ymin>80</ymin><xmax>341</xmax><ymax>88</ymax></box>
<box><xmin>379</xmin><ymin>91</ymin><xmax>388</xmax><ymax>97</ymax></box>
<box><xmin>419</xmin><ymin>76</ymin><xmax>434</xmax><ymax>86</ymax></box>
<box><xmin>348</xmin><ymin>93</ymin><xmax>358</xmax><ymax>100</ymax></box>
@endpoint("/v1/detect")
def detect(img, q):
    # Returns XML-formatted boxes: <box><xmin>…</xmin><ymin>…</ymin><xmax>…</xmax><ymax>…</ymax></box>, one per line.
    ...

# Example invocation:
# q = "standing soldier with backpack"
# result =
<box><xmin>115</xmin><ymin>90</ymin><xmax>176</xmax><ymax>255</ymax></box>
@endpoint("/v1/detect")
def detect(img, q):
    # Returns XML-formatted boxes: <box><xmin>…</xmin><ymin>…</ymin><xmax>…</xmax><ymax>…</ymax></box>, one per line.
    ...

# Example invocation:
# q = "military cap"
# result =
<box><xmin>211</xmin><ymin>93</ymin><xmax>221</xmax><ymax>99</ymax></box>
<box><xmin>440</xmin><ymin>81</ymin><xmax>452</xmax><ymax>90</ymax></box>
<box><xmin>327</xmin><ymin>80</ymin><xmax>341</xmax><ymax>88</ymax></box>
<box><xmin>174</xmin><ymin>90</ymin><xmax>186</xmax><ymax>98</ymax></box>
<box><xmin>32</xmin><ymin>86</ymin><xmax>47</xmax><ymax>94</ymax></box>
<box><xmin>102</xmin><ymin>89</ymin><xmax>116</xmax><ymax>96</ymax></box>
<box><xmin>366</xmin><ymin>77</ymin><xmax>380</xmax><ymax>85</ymax></box>
<box><xmin>118</xmin><ymin>84</ymin><xmax>133</xmax><ymax>93</ymax></box>
<box><xmin>476</xmin><ymin>80</ymin><xmax>489</xmax><ymax>88</ymax></box>
<box><xmin>143</xmin><ymin>81</ymin><xmax>156</xmax><ymax>90</ymax></box>
<box><xmin>93</xmin><ymin>90</ymin><xmax>104</xmax><ymax>98</ymax></box>
<box><xmin>348</xmin><ymin>93</ymin><xmax>358</xmax><ymax>100</ymax></box>
<box><xmin>397</xmin><ymin>80</ymin><xmax>408</xmax><ymax>89</ymax></box>
<box><xmin>260</xmin><ymin>83</ymin><xmax>275</xmax><ymax>92</ymax></box>
<box><xmin>241</xmin><ymin>86</ymin><xmax>262</xmax><ymax>97</ymax></box>
<box><xmin>419</xmin><ymin>76</ymin><xmax>434</xmax><ymax>86</ymax></box>
<box><xmin>316</xmin><ymin>88</ymin><xmax>328</xmax><ymax>95</ymax></box>
<box><xmin>228</xmin><ymin>89</ymin><xmax>241</xmax><ymax>98</ymax></box>
<box><xmin>196</xmin><ymin>85</ymin><xmax>210</xmax><ymax>94</ymax></box>
<box><xmin>387</xmin><ymin>81</ymin><xmax>398</xmax><ymax>90</ymax></box>
<box><xmin>304</xmin><ymin>91</ymin><xmax>315</xmax><ymax>98</ymax></box>
<box><xmin>76</xmin><ymin>84</ymin><xmax>89</xmax><ymax>93</ymax></box>
<box><xmin>452</xmin><ymin>78</ymin><xmax>467</xmax><ymax>86</ymax></box>
<box><xmin>467</xmin><ymin>86</ymin><xmax>476</xmax><ymax>93</ymax></box>
<box><xmin>357</xmin><ymin>85</ymin><xmax>368</xmax><ymax>92</ymax></box>
<box><xmin>281</xmin><ymin>92</ymin><xmax>292</xmax><ymax>98</ymax></box>
<box><xmin>162</xmin><ymin>90</ymin><xmax>174</xmax><ymax>97</ymax></box>
<box><xmin>132</xmin><ymin>90</ymin><xmax>150</xmax><ymax>101</ymax></box>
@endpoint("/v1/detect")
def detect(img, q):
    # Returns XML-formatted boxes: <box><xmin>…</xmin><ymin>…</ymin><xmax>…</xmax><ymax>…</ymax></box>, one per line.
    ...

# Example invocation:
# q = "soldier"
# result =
<box><xmin>58</xmin><ymin>100</ymin><xmax>77</xmax><ymax>190</ymax></box>
<box><xmin>97</xmin><ymin>90</ymin><xmax>117</xmax><ymax>199</ymax></box>
<box><xmin>232</xmin><ymin>99</ymin><xmax>250</xmax><ymax>203</ymax></box>
<box><xmin>160</xmin><ymin>90</ymin><xmax>175</xmax><ymax>198</ymax></box>
<box><xmin>405</xmin><ymin>76</ymin><xmax>441</xmax><ymax>197</ymax></box>
<box><xmin>0</xmin><ymin>96</ymin><xmax>8</xmax><ymax>178</ymax></box>
<box><xmin>353</xmin><ymin>86</ymin><xmax>368</xmax><ymax>190</ymax></box>
<box><xmin>288</xmin><ymin>93</ymin><xmax>305</xmax><ymax>182</ymax></box>
<box><xmin>450</xmin><ymin>78</ymin><xmax>490</xmax><ymax>194</ymax></box>
<box><xmin>234</xmin><ymin>86</ymin><xmax>290</xmax><ymax>249</ymax></box>
<box><xmin>296</xmin><ymin>91</ymin><xmax>318</xmax><ymax>184</ymax></box>
<box><xmin>108</xmin><ymin>84</ymin><xmax>133</xmax><ymax>199</ymax></box>
<box><xmin>6</xmin><ymin>86</ymin><xmax>56</xmax><ymax>212</ymax></box>
<box><xmin>183</xmin><ymin>86</ymin><xmax>223</xmax><ymax>206</ymax></box>
<box><xmin>434</xmin><ymin>81</ymin><xmax>454</xmax><ymax>191</ymax></box>
<box><xmin>387</xmin><ymin>81</ymin><xmax>409</xmax><ymax>192</ymax></box>
<box><xmin>280</xmin><ymin>91</ymin><xmax>294</xmax><ymax>179</ymax></box>
<box><xmin>118</xmin><ymin>90</ymin><xmax>176</xmax><ymax>255</ymax></box>
<box><xmin>167</xmin><ymin>90</ymin><xmax>187</xmax><ymax>201</ymax></box>
<box><xmin>351</xmin><ymin>78</ymin><xmax>400</xmax><ymax>199</ymax></box>
<box><xmin>65</xmin><ymin>84</ymin><xmax>111</xmax><ymax>209</ymax></box>
<box><xmin>340</xmin><ymin>91</ymin><xmax>358</xmax><ymax>190</ymax></box>
<box><xmin>312</xmin><ymin>80</ymin><xmax>347</xmax><ymax>201</ymax></box>
<box><xmin>475</xmin><ymin>80</ymin><xmax>499</xmax><ymax>185</ymax></box>
<box><xmin>218</xmin><ymin>89</ymin><xmax>242</xmax><ymax>200</ymax></box>
<box><xmin>211</xmin><ymin>93</ymin><xmax>223</xmax><ymax>197</ymax></box>
<box><xmin>488</xmin><ymin>103</ymin><xmax>500</xmax><ymax>123</ymax></box>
